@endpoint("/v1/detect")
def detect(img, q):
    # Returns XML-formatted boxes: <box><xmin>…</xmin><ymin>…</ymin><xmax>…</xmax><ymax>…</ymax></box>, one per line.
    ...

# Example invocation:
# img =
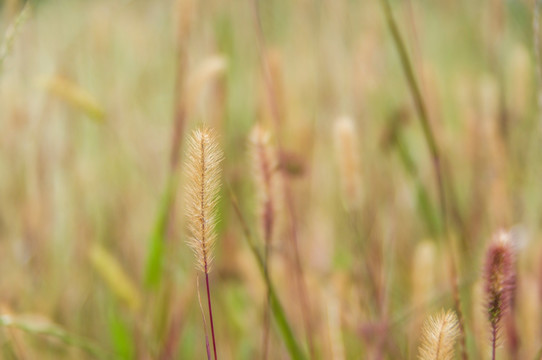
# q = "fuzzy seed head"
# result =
<box><xmin>333</xmin><ymin>116</ymin><xmax>361</xmax><ymax>209</ymax></box>
<box><xmin>418</xmin><ymin>310</ymin><xmax>460</xmax><ymax>360</ymax></box>
<box><xmin>185</xmin><ymin>56</ymin><xmax>227</xmax><ymax>117</ymax></box>
<box><xmin>249</xmin><ymin>125</ymin><xmax>277</xmax><ymax>244</ymax></box>
<box><xmin>185</xmin><ymin>127</ymin><xmax>224</xmax><ymax>273</ymax></box>
<box><xmin>411</xmin><ymin>241</ymin><xmax>437</xmax><ymax>309</ymax></box>
<box><xmin>484</xmin><ymin>230</ymin><xmax>515</xmax><ymax>336</ymax></box>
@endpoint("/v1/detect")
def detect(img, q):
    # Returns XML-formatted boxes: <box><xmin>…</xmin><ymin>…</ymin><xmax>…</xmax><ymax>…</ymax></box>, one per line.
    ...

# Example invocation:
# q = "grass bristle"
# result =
<box><xmin>483</xmin><ymin>230</ymin><xmax>516</xmax><ymax>360</ymax></box>
<box><xmin>418</xmin><ymin>309</ymin><xmax>460</xmax><ymax>360</ymax></box>
<box><xmin>185</xmin><ymin>126</ymin><xmax>224</xmax><ymax>273</ymax></box>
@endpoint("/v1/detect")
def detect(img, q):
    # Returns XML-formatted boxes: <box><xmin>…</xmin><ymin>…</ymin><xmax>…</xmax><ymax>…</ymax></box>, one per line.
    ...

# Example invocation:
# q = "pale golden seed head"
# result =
<box><xmin>411</xmin><ymin>240</ymin><xmax>437</xmax><ymax>309</ymax></box>
<box><xmin>418</xmin><ymin>309</ymin><xmax>460</xmax><ymax>360</ymax></box>
<box><xmin>249</xmin><ymin>124</ymin><xmax>277</xmax><ymax>244</ymax></box>
<box><xmin>185</xmin><ymin>126</ymin><xmax>224</xmax><ymax>273</ymax></box>
<box><xmin>333</xmin><ymin>116</ymin><xmax>361</xmax><ymax>209</ymax></box>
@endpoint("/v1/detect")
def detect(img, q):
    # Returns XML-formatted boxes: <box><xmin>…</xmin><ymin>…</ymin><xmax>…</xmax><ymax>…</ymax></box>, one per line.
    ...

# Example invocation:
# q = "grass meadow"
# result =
<box><xmin>0</xmin><ymin>0</ymin><xmax>540</xmax><ymax>359</ymax></box>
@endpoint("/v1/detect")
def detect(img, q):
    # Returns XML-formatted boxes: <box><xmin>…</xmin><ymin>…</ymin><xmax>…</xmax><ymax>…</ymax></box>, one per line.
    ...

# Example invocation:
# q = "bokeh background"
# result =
<box><xmin>0</xmin><ymin>0</ymin><xmax>540</xmax><ymax>359</ymax></box>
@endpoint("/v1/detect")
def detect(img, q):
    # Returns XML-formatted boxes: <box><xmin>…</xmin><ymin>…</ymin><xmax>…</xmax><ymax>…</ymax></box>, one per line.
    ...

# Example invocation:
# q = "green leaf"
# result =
<box><xmin>144</xmin><ymin>174</ymin><xmax>177</xmax><ymax>288</ymax></box>
<box><xmin>108</xmin><ymin>309</ymin><xmax>134</xmax><ymax>360</ymax></box>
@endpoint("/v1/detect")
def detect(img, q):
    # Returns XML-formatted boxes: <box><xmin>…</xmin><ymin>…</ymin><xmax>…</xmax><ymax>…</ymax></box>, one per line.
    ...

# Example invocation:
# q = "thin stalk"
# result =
<box><xmin>265</xmin><ymin>270</ymin><xmax>306</xmax><ymax>360</ymax></box>
<box><xmin>345</xmin><ymin>209</ymin><xmax>381</xmax><ymax>315</ymax></box>
<box><xmin>144</xmin><ymin>0</ymin><xmax>191</xmax><ymax>289</ymax></box>
<box><xmin>250</xmin><ymin>1</ymin><xmax>315</xmax><ymax>356</ymax></box>
<box><xmin>186</xmin><ymin>127</ymin><xmax>223</xmax><ymax>360</ymax></box>
<box><xmin>201</xmin><ymin>143</ymin><xmax>217</xmax><ymax>360</ymax></box>
<box><xmin>449</xmin><ymin>246</ymin><xmax>469</xmax><ymax>360</ymax></box>
<box><xmin>262</xmin><ymin>175</ymin><xmax>272</xmax><ymax>359</ymax></box>
<box><xmin>394</xmin><ymin>129</ymin><xmax>441</xmax><ymax>235</ymax></box>
<box><xmin>262</xmin><ymin>241</ymin><xmax>271</xmax><ymax>360</ymax></box>
<box><xmin>379</xmin><ymin>5</ymin><xmax>471</xmax><ymax>353</ymax></box>
<box><xmin>204</xmin><ymin>272</ymin><xmax>217</xmax><ymax>360</ymax></box>
<box><xmin>491</xmin><ymin>327</ymin><xmax>496</xmax><ymax>360</ymax></box>
<box><xmin>197</xmin><ymin>276</ymin><xmax>212</xmax><ymax>360</ymax></box>
<box><xmin>229</xmin><ymin>185</ymin><xmax>307</xmax><ymax>360</ymax></box>
<box><xmin>262</xmin><ymin>301</ymin><xmax>271</xmax><ymax>360</ymax></box>
<box><xmin>379</xmin><ymin>0</ymin><xmax>447</xmax><ymax>228</ymax></box>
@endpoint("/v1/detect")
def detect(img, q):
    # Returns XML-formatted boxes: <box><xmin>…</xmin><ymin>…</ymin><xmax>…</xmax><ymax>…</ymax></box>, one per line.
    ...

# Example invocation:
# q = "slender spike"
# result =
<box><xmin>249</xmin><ymin>124</ymin><xmax>277</xmax><ymax>360</ymax></box>
<box><xmin>418</xmin><ymin>310</ymin><xmax>460</xmax><ymax>360</ymax></box>
<box><xmin>483</xmin><ymin>230</ymin><xmax>516</xmax><ymax>360</ymax></box>
<box><xmin>185</xmin><ymin>126</ymin><xmax>224</xmax><ymax>360</ymax></box>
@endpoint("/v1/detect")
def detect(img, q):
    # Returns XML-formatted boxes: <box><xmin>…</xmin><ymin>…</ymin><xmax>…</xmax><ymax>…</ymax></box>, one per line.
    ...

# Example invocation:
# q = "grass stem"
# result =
<box><xmin>205</xmin><ymin>272</ymin><xmax>218</xmax><ymax>360</ymax></box>
<box><xmin>379</xmin><ymin>0</ymin><xmax>447</xmax><ymax>228</ymax></box>
<box><xmin>228</xmin><ymin>185</ymin><xmax>307</xmax><ymax>360</ymax></box>
<box><xmin>250</xmin><ymin>1</ymin><xmax>316</xmax><ymax>355</ymax></box>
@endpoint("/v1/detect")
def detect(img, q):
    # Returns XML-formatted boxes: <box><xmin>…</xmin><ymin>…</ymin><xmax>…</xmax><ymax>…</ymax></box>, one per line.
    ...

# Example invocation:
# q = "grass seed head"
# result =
<box><xmin>484</xmin><ymin>230</ymin><xmax>515</xmax><ymax>342</ymax></box>
<box><xmin>333</xmin><ymin>116</ymin><xmax>361</xmax><ymax>210</ymax></box>
<box><xmin>249</xmin><ymin>124</ymin><xmax>277</xmax><ymax>245</ymax></box>
<box><xmin>185</xmin><ymin>126</ymin><xmax>224</xmax><ymax>274</ymax></box>
<box><xmin>418</xmin><ymin>309</ymin><xmax>460</xmax><ymax>360</ymax></box>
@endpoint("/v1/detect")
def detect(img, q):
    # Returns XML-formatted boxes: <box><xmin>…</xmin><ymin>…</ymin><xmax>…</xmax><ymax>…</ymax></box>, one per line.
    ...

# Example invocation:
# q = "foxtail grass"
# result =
<box><xmin>249</xmin><ymin>124</ymin><xmax>277</xmax><ymax>360</ymax></box>
<box><xmin>483</xmin><ymin>231</ymin><xmax>516</xmax><ymax>360</ymax></box>
<box><xmin>229</xmin><ymin>184</ymin><xmax>307</xmax><ymax>360</ymax></box>
<box><xmin>418</xmin><ymin>310</ymin><xmax>460</xmax><ymax>360</ymax></box>
<box><xmin>277</xmin><ymin>144</ymin><xmax>316</xmax><ymax>357</ymax></box>
<box><xmin>250</xmin><ymin>1</ymin><xmax>316</xmax><ymax>355</ymax></box>
<box><xmin>249</xmin><ymin>125</ymin><xmax>277</xmax><ymax>259</ymax></box>
<box><xmin>378</xmin><ymin>0</ymin><xmax>448</xmax><ymax>230</ymax></box>
<box><xmin>333</xmin><ymin>116</ymin><xmax>362</xmax><ymax>210</ymax></box>
<box><xmin>186</xmin><ymin>126</ymin><xmax>224</xmax><ymax>360</ymax></box>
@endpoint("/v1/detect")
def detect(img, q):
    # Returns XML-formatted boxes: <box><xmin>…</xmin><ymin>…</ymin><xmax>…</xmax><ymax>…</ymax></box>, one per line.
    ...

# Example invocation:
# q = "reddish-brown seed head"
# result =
<box><xmin>484</xmin><ymin>230</ymin><xmax>515</xmax><ymax>334</ymax></box>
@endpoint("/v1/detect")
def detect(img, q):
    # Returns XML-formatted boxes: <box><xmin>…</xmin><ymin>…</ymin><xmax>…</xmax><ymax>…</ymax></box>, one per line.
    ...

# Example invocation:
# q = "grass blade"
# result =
<box><xmin>228</xmin><ymin>186</ymin><xmax>307</xmax><ymax>360</ymax></box>
<box><xmin>0</xmin><ymin>314</ymin><xmax>108</xmax><ymax>358</ymax></box>
<box><xmin>144</xmin><ymin>174</ymin><xmax>177</xmax><ymax>288</ymax></box>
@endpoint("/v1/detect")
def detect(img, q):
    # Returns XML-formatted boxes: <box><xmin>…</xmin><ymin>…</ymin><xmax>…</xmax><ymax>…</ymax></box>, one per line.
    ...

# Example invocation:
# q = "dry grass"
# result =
<box><xmin>418</xmin><ymin>310</ymin><xmax>460</xmax><ymax>360</ymax></box>
<box><xmin>0</xmin><ymin>0</ymin><xmax>540</xmax><ymax>359</ymax></box>
<box><xmin>185</xmin><ymin>126</ymin><xmax>223</xmax><ymax>274</ymax></box>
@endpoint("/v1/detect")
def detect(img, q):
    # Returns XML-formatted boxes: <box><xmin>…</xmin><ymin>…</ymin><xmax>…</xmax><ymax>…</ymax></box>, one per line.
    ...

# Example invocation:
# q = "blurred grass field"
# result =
<box><xmin>0</xmin><ymin>0</ymin><xmax>541</xmax><ymax>359</ymax></box>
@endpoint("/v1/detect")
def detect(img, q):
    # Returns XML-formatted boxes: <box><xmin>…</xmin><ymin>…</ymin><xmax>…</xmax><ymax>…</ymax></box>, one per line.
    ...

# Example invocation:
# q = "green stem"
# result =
<box><xmin>379</xmin><ymin>0</ymin><xmax>447</xmax><ymax>228</ymax></box>
<box><xmin>395</xmin><ymin>133</ymin><xmax>441</xmax><ymax>235</ymax></box>
<box><xmin>229</xmin><ymin>187</ymin><xmax>307</xmax><ymax>360</ymax></box>
<box><xmin>144</xmin><ymin>173</ymin><xmax>177</xmax><ymax>288</ymax></box>
<box><xmin>255</xmin><ymin>246</ymin><xmax>307</xmax><ymax>360</ymax></box>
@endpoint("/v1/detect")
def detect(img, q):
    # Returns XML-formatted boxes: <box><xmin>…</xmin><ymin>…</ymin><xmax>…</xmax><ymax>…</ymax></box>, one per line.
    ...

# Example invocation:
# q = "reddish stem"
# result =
<box><xmin>491</xmin><ymin>325</ymin><xmax>496</xmax><ymax>360</ymax></box>
<box><xmin>205</xmin><ymin>271</ymin><xmax>218</xmax><ymax>360</ymax></box>
<box><xmin>262</xmin><ymin>241</ymin><xmax>271</xmax><ymax>360</ymax></box>
<box><xmin>250</xmin><ymin>1</ymin><xmax>316</xmax><ymax>356</ymax></box>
